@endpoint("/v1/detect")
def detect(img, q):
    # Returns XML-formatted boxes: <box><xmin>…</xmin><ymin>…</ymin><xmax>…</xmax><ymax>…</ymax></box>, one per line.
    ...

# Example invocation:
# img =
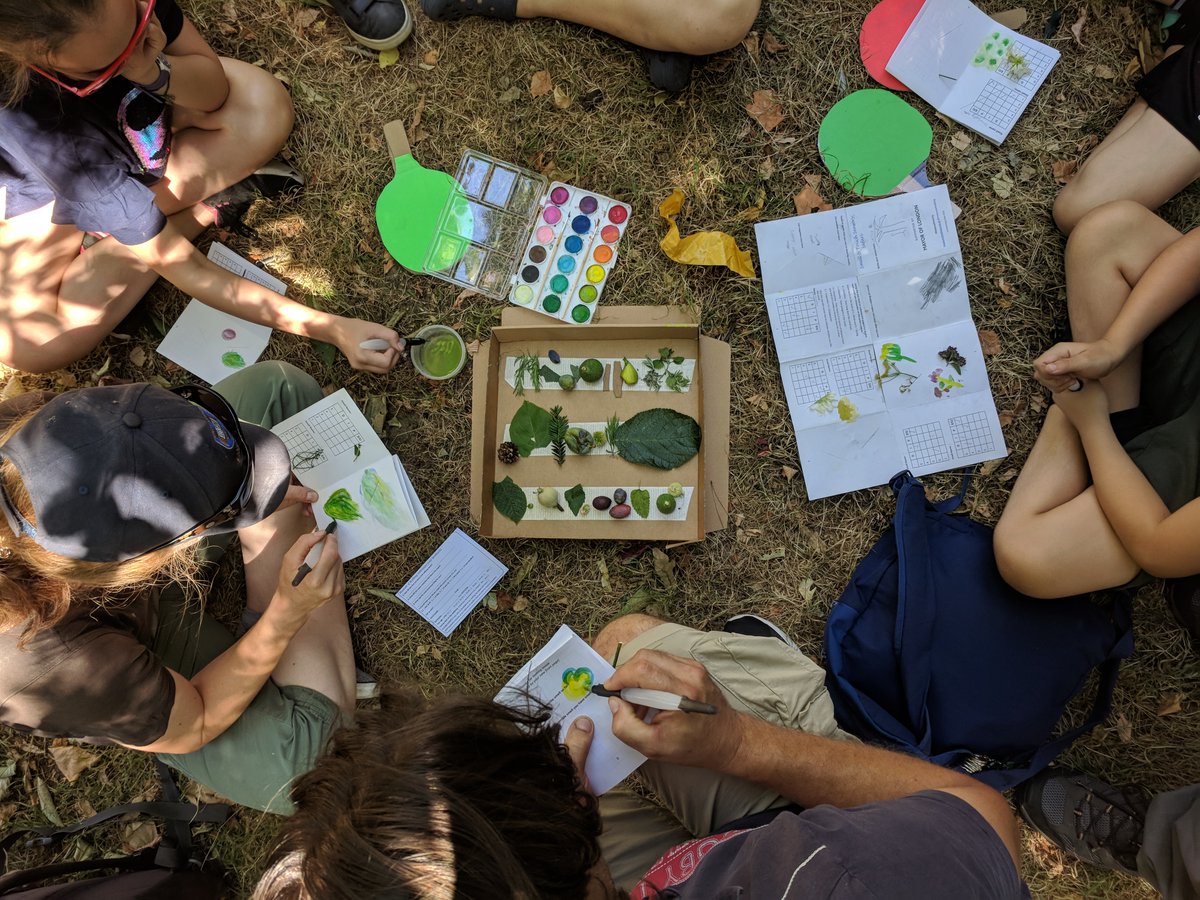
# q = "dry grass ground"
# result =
<box><xmin>1</xmin><ymin>0</ymin><xmax>1198</xmax><ymax>896</ymax></box>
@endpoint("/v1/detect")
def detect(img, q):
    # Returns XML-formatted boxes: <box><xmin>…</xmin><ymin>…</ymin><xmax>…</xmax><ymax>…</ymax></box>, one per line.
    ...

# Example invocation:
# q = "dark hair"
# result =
<box><xmin>252</xmin><ymin>691</ymin><xmax>608</xmax><ymax>900</ymax></box>
<box><xmin>0</xmin><ymin>0</ymin><xmax>100</xmax><ymax>105</ymax></box>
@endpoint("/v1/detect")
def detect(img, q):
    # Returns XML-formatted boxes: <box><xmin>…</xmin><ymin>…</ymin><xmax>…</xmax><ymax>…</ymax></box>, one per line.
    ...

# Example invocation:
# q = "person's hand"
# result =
<box><xmin>329</xmin><ymin>318</ymin><xmax>403</xmax><ymax>374</ymax></box>
<box><xmin>275</xmin><ymin>479</ymin><xmax>318</xmax><ymax>517</ymax></box>
<box><xmin>562</xmin><ymin>716</ymin><xmax>595</xmax><ymax>795</ymax></box>
<box><xmin>1034</xmin><ymin>339</ymin><xmax>1123</xmax><ymax>393</ymax></box>
<box><xmin>1052</xmin><ymin>377</ymin><xmax>1111</xmax><ymax>428</ymax></box>
<box><xmin>604</xmin><ymin>649</ymin><xmax>745</xmax><ymax>771</ymax></box>
<box><xmin>271</xmin><ymin>528</ymin><xmax>344</xmax><ymax>625</ymax></box>
<box><xmin>117</xmin><ymin>1</ymin><xmax>168</xmax><ymax>86</ymax></box>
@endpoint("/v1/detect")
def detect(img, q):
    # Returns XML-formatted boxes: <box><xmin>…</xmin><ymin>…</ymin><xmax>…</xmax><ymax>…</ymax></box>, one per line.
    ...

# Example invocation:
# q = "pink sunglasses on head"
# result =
<box><xmin>28</xmin><ymin>0</ymin><xmax>157</xmax><ymax>97</ymax></box>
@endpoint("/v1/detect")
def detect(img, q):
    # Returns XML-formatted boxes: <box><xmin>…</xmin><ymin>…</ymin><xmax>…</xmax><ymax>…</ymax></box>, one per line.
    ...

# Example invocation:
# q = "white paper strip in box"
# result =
<box><xmin>504</xmin><ymin>356</ymin><xmax>696</xmax><ymax>393</ymax></box>
<box><xmin>517</xmin><ymin>486</ymin><xmax>693</xmax><ymax>521</ymax></box>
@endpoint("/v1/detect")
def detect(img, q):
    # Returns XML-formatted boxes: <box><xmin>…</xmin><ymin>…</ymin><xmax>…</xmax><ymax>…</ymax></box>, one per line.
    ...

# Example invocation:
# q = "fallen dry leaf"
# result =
<box><xmin>121</xmin><ymin>820</ymin><xmax>159</xmax><ymax>853</ymax></box>
<box><xmin>950</xmin><ymin>131</ymin><xmax>972</xmax><ymax>151</ymax></box>
<box><xmin>494</xmin><ymin>590</ymin><xmax>515</xmax><ymax>612</ymax></box>
<box><xmin>997</xmin><ymin>412</ymin><xmax>1013</xmax><ymax>427</ymax></box>
<box><xmin>758</xmin><ymin>155</ymin><xmax>776</xmax><ymax>180</ymax></box>
<box><xmin>422</xmin><ymin>49</ymin><xmax>439</xmax><ymax>66</ymax></box>
<box><xmin>1070</xmin><ymin>6</ymin><xmax>1087</xmax><ymax>45</ymax></box>
<box><xmin>1157</xmin><ymin>692</ymin><xmax>1184</xmax><ymax>716</ymax></box>
<box><xmin>129</xmin><ymin>346</ymin><xmax>147</xmax><ymax>368</ymax></box>
<box><xmin>1124</xmin><ymin>56</ymin><xmax>1141</xmax><ymax>79</ymax></box>
<box><xmin>979</xmin><ymin>458</ymin><xmax>1004</xmax><ymax>476</ymax></box>
<box><xmin>746</xmin><ymin>89</ymin><xmax>785</xmax><ymax>133</ymax></box>
<box><xmin>762</xmin><ymin>31</ymin><xmax>788</xmax><ymax>53</ymax></box>
<box><xmin>735</xmin><ymin>187</ymin><xmax>766</xmax><ymax>221</ymax></box>
<box><xmin>978</xmin><ymin>328</ymin><xmax>1002</xmax><ymax>356</ymax></box>
<box><xmin>430</xmin><ymin>646</ymin><xmax>443</xmax><ymax>661</ymax></box>
<box><xmin>781</xmin><ymin>466</ymin><xmax>798</xmax><ymax>482</ymax></box>
<box><xmin>0</xmin><ymin>375</ymin><xmax>24</xmax><ymax>401</ymax></box>
<box><xmin>294</xmin><ymin>7</ymin><xmax>320</xmax><ymax>28</ymax></box>
<box><xmin>742</xmin><ymin>31</ymin><xmax>760</xmax><ymax>60</ymax></box>
<box><xmin>997</xmin><ymin>278</ymin><xmax>1014</xmax><ymax>295</ymax></box>
<box><xmin>992</xmin><ymin>171</ymin><xmax>1014</xmax><ymax>199</ymax></box>
<box><xmin>530</xmin><ymin>69</ymin><xmax>552</xmax><ymax>98</ymax></box>
<box><xmin>498</xmin><ymin>85</ymin><xmax>521</xmax><ymax>103</ymax></box>
<box><xmin>651</xmin><ymin>548</ymin><xmax>677</xmax><ymax>588</ymax></box>
<box><xmin>1115</xmin><ymin>712</ymin><xmax>1133</xmax><ymax>743</ymax></box>
<box><xmin>1030</xmin><ymin>393</ymin><xmax>1045</xmax><ymax>414</ymax></box>
<box><xmin>802</xmin><ymin>173</ymin><xmax>822</xmax><ymax>191</ymax></box>
<box><xmin>512</xmin><ymin>595</ymin><xmax>529</xmax><ymax>613</ymax></box>
<box><xmin>1052</xmin><ymin>159</ymin><xmax>1077</xmax><ymax>185</ymax></box>
<box><xmin>793</xmin><ymin>186</ymin><xmax>832</xmax><ymax>216</ymax></box>
<box><xmin>465</xmin><ymin>339</ymin><xmax>481</xmax><ymax>357</ymax></box>
<box><xmin>993</xmin><ymin>7</ymin><xmax>1028</xmax><ymax>29</ymax></box>
<box><xmin>49</xmin><ymin>746</ymin><xmax>99</xmax><ymax>783</ymax></box>
<box><xmin>1086</xmin><ymin>63</ymin><xmax>1117</xmax><ymax>80</ymax></box>
<box><xmin>552</xmin><ymin>85</ymin><xmax>572</xmax><ymax>109</ymax></box>
<box><xmin>378</xmin><ymin>47</ymin><xmax>399</xmax><ymax>69</ymax></box>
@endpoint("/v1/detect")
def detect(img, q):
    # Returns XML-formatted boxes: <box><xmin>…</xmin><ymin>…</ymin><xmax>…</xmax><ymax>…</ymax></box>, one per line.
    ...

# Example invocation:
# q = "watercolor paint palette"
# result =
<box><xmin>420</xmin><ymin>151</ymin><xmax>630</xmax><ymax>323</ymax></box>
<box><xmin>511</xmin><ymin>183</ymin><xmax>630</xmax><ymax>325</ymax></box>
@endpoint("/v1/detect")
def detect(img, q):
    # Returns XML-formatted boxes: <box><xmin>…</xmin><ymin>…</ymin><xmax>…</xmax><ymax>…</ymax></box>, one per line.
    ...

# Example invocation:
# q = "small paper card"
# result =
<box><xmin>395</xmin><ymin>528</ymin><xmax>508</xmax><ymax>637</ymax></box>
<box><xmin>157</xmin><ymin>243</ymin><xmax>276</xmax><ymax>384</ymax></box>
<box><xmin>496</xmin><ymin>625</ymin><xmax>646</xmax><ymax>794</ymax></box>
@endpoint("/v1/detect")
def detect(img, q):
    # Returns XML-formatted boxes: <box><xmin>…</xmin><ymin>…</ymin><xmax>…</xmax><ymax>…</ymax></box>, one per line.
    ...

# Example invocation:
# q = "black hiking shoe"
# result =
<box><xmin>723</xmin><ymin>614</ymin><xmax>800</xmax><ymax>651</ymax></box>
<box><xmin>639</xmin><ymin>48</ymin><xmax>698</xmax><ymax>93</ymax></box>
<box><xmin>1016</xmin><ymin>768</ymin><xmax>1150</xmax><ymax>875</ymax></box>
<box><xmin>422</xmin><ymin>0</ymin><xmax>516</xmax><ymax>22</ymax></box>
<box><xmin>202</xmin><ymin>159</ymin><xmax>305</xmax><ymax>229</ymax></box>
<box><xmin>329</xmin><ymin>0</ymin><xmax>413</xmax><ymax>50</ymax></box>
<box><xmin>1165</xmin><ymin>574</ymin><xmax>1200</xmax><ymax>647</ymax></box>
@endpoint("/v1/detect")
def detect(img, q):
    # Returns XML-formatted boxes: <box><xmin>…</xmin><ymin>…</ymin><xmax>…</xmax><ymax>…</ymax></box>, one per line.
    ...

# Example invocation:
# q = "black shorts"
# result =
<box><xmin>1138</xmin><ymin>3</ymin><xmax>1200</xmax><ymax>150</ymax></box>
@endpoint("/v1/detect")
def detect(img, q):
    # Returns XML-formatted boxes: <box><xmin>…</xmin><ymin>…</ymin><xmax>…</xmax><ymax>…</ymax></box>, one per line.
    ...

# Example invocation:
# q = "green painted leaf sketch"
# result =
<box><xmin>810</xmin><ymin>392</ymin><xmax>837</xmax><ymax>415</ymax></box>
<box><xmin>630</xmin><ymin>489</ymin><xmax>650</xmax><ymax>518</ymax></box>
<box><xmin>565</xmin><ymin>484</ymin><xmax>586</xmax><ymax>517</ymax></box>
<box><xmin>510</xmin><ymin>401</ymin><xmax>553</xmax><ymax>457</ymax></box>
<box><xmin>493</xmin><ymin>476</ymin><xmax>526</xmax><ymax>523</ymax></box>
<box><xmin>615</xmin><ymin>408</ymin><xmax>701</xmax><ymax>470</ymax></box>
<box><xmin>360</xmin><ymin>468</ymin><xmax>404</xmax><ymax>529</ymax></box>
<box><xmin>323</xmin><ymin>487</ymin><xmax>362</xmax><ymax>521</ymax></box>
<box><xmin>221</xmin><ymin>351</ymin><xmax>246</xmax><ymax>369</ymax></box>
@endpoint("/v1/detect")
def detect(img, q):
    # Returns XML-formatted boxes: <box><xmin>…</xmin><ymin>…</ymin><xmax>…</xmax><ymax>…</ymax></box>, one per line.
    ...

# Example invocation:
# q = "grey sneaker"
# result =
<box><xmin>1016</xmin><ymin>768</ymin><xmax>1149</xmax><ymax>875</ymax></box>
<box><xmin>328</xmin><ymin>0</ymin><xmax>413</xmax><ymax>50</ymax></box>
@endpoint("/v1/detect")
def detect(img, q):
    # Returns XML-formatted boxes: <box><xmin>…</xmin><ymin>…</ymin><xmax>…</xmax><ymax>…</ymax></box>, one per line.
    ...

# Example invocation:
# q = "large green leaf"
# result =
<box><xmin>510</xmin><ymin>401</ymin><xmax>552</xmax><ymax>457</ymax></box>
<box><xmin>492</xmin><ymin>477</ymin><xmax>527</xmax><ymax>523</ymax></box>
<box><xmin>615</xmin><ymin>409</ymin><xmax>701</xmax><ymax>470</ymax></box>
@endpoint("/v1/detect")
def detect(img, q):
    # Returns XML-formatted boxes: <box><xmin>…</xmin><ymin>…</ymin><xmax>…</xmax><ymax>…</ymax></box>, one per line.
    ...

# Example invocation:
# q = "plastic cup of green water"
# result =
<box><xmin>411</xmin><ymin>325</ymin><xmax>467</xmax><ymax>380</ymax></box>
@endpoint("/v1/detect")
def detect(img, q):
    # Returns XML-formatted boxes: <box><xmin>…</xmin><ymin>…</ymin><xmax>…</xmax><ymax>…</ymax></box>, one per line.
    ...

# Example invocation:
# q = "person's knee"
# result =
<box><xmin>220</xmin><ymin>58</ymin><xmax>295</xmax><ymax>159</ymax></box>
<box><xmin>994</xmin><ymin>518</ymin><xmax>1056</xmax><ymax>598</ymax></box>
<box><xmin>592</xmin><ymin>614</ymin><xmax>667</xmax><ymax>660</ymax></box>
<box><xmin>678</xmin><ymin>0</ymin><xmax>761</xmax><ymax>53</ymax></box>
<box><xmin>1066</xmin><ymin>199</ymin><xmax>1152</xmax><ymax>258</ymax></box>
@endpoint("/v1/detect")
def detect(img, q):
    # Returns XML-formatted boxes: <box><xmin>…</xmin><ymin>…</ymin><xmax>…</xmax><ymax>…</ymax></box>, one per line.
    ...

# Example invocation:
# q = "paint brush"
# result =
<box><xmin>359</xmin><ymin>337</ymin><xmax>427</xmax><ymax>351</ymax></box>
<box><xmin>590</xmin><ymin>685</ymin><xmax>718</xmax><ymax>715</ymax></box>
<box><xmin>291</xmin><ymin>520</ymin><xmax>337</xmax><ymax>587</ymax></box>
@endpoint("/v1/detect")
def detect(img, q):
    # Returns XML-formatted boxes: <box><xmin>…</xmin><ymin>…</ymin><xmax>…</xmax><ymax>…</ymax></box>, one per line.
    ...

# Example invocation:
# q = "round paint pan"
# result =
<box><xmin>410</xmin><ymin>324</ymin><xmax>467</xmax><ymax>381</ymax></box>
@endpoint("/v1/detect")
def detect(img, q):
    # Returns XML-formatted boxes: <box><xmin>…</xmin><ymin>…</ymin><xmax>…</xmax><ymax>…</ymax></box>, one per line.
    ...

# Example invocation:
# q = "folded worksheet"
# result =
<box><xmin>755</xmin><ymin>185</ymin><xmax>1007</xmax><ymax>499</ymax></box>
<box><xmin>394</xmin><ymin>528</ymin><xmax>508</xmax><ymax>637</ymax></box>
<box><xmin>886</xmin><ymin>0</ymin><xmax>1060</xmax><ymax>144</ymax></box>
<box><xmin>271</xmin><ymin>390</ymin><xmax>430</xmax><ymax>559</ymax></box>
<box><xmin>496</xmin><ymin>625</ymin><xmax>646</xmax><ymax>795</ymax></box>
<box><xmin>157</xmin><ymin>243</ymin><xmax>276</xmax><ymax>384</ymax></box>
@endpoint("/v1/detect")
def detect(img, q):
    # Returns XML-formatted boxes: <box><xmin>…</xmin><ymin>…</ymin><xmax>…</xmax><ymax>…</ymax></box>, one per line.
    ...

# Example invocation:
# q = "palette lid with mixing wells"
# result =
<box><xmin>421</xmin><ymin>150</ymin><xmax>548</xmax><ymax>300</ymax></box>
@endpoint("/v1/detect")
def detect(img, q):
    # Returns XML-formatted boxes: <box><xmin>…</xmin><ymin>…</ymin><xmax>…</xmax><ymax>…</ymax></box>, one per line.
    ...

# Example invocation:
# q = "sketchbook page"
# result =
<box><xmin>858</xmin><ymin>254</ymin><xmax>971</xmax><ymax>336</ymax></box>
<box><xmin>885</xmin><ymin>0</ymin><xmax>983</xmax><ymax>107</ymax></box>
<box><xmin>270</xmin><ymin>390</ymin><xmax>390</xmax><ymax>489</ymax></box>
<box><xmin>394</xmin><ymin>455</ymin><xmax>431</xmax><ymax>531</ymax></box>
<box><xmin>873</xmin><ymin>322</ymin><xmax>992</xmax><ymax>408</ymax></box>
<box><xmin>495</xmin><ymin>625</ymin><xmax>646</xmax><ymax>794</ymax></box>
<box><xmin>891</xmin><ymin>393</ymin><xmax>1007</xmax><ymax>474</ymax></box>
<box><xmin>781</xmin><ymin>348</ymin><xmax>887</xmax><ymax>432</ymax></box>
<box><xmin>395</xmin><ymin>528</ymin><xmax>507</xmax><ymax>638</ymax></box>
<box><xmin>755</xmin><ymin>211</ymin><xmax>856</xmax><ymax>296</ymax></box>
<box><xmin>796</xmin><ymin>414</ymin><xmax>902</xmax><ymax>500</ymax></box>
<box><xmin>158</xmin><ymin>300</ymin><xmax>274</xmax><ymax>385</ymax></box>
<box><xmin>765</xmin><ymin>280</ymin><xmax>877</xmax><ymax>360</ymax></box>
<box><xmin>942</xmin><ymin>32</ymin><xmax>1060</xmax><ymax>143</ymax></box>
<box><xmin>309</xmin><ymin>459</ymin><xmax>422</xmax><ymax>561</ymax></box>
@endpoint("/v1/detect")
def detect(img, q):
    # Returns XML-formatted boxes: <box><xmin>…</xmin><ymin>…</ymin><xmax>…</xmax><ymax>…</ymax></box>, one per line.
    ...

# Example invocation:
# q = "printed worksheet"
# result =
<box><xmin>395</xmin><ymin>528</ymin><xmax>508</xmax><ymax>637</ymax></box>
<box><xmin>496</xmin><ymin>625</ymin><xmax>646</xmax><ymax>795</ymax></box>
<box><xmin>271</xmin><ymin>391</ymin><xmax>430</xmax><ymax>559</ymax></box>
<box><xmin>157</xmin><ymin>243</ymin><xmax>276</xmax><ymax>384</ymax></box>
<box><xmin>755</xmin><ymin>186</ymin><xmax>1006</xmax><ymax>500</ymax></box>
<box><xmin>886</xmin><ymin>0</ymin><xmax>1060</xmax><ymax>144</ymax></box>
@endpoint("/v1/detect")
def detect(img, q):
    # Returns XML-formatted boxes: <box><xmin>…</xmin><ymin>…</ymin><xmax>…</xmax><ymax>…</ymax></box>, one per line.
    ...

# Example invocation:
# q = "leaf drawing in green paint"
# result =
<box><xmin>221</xmin><ymin>351</ymin><xmax>246</xmax><ymax>369</ymax></box>
<box><xmin>360</xmin><ymin>468</ymin><xmax>404</xmax><ymax>529</ymax></box>
<box><xmin>810</xmin><ymin>392</ymin><xmax>837</xmax><ymax>415</ymax></box>
<box><xmin>323</xmin><ymin>487</ymin><xmax>362</xmax><ymax>522</ymax></box>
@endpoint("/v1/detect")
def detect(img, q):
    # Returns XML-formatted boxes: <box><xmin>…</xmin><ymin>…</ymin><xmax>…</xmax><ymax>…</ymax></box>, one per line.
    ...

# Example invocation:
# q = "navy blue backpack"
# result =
<box><xmin>824</xmin><ymin>471</ymin><xmax>1134</xmax><ymax>789</ymax></box>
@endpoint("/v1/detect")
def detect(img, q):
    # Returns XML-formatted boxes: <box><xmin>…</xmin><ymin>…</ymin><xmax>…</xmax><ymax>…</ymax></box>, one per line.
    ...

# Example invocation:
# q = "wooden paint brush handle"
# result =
<box><xmin>383</xmin><ymin>120</ymin><xmax>412</xmax><ymax>163</ymax></box>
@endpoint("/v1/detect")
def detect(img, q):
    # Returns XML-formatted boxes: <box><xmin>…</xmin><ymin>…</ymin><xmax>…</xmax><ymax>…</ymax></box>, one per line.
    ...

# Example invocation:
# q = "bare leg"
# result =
<box><xmin>995</xmin><ymin>203</ymin><xmax>1182</xmax><ymax>596</ymax></box>
<box><xmin>0</xmin><ymin>58</ymin><xmax>293</xmax><ymax>373</ymax></box>
<box><xmin>239</xmin><ymin>505</ymin><xmax>356</xmax><ymax>715</ymax></box>
<box><xmin>593</xmin><ymin>613</ymin><xmax>668</xmax><ymax>661</ymax></box>
<box><xmin>515</xmin><ymin>0</ymin><xmax>760</xmax><ymax>54</ymax></box>
<box><xmin>1054</xmin><ymin>49</ymin><xmax>1200</xmax><ymax>234</ymax></box>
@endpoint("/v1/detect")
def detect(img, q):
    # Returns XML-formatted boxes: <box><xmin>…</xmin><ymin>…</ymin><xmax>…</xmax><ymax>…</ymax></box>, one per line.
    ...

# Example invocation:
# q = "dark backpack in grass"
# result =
<box><xmin>824</xmin><ymin>471</ymin><xmax>1135</xmax><ymax>790</ymax></box>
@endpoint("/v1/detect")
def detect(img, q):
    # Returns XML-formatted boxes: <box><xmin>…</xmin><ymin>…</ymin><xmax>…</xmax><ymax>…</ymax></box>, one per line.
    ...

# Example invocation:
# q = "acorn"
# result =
<box><xmin>497</xmin><ymin>441</ymin><xmax>519</xmax><ymax>464</ymax></box>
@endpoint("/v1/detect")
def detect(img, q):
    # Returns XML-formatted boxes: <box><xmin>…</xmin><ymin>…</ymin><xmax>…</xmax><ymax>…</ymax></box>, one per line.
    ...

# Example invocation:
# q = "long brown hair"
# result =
<box><xmin>0</xmin><ymin>0</ymin><xmax>100</xmax><ymax>105</ymax></box>
<box><xmin>252</xmin><ymin>691</ymin><xmax>607</xmax><ymax>900</ymax></box>
<box><xmin>0</xmin><ymin>395</ymin><xmax>199</xmax><ymax>643</ymax></box>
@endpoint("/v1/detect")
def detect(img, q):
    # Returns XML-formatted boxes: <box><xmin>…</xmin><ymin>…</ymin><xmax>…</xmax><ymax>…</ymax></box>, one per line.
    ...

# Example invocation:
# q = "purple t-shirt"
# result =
<box><xmin>0</xmin><ymin>0</ymin><xmax>183</xmax><ymax>244</ymax></box>
<box><xmin>634</xmin><ymin>790</ymin><xmax>1030</xmax><ymax>899</ymax></box>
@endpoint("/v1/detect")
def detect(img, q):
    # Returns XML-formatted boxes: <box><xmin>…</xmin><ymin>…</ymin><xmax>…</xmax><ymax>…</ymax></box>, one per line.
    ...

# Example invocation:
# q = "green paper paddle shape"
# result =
<box><xmin>818</xmin><ymin>90</ymin><xmax>932</xmax><ymax>197</ymax></box>
<box><xmin>374</xmin><ymin>120</ymin><xmax>471</xmax><ymax>273</ymax></box>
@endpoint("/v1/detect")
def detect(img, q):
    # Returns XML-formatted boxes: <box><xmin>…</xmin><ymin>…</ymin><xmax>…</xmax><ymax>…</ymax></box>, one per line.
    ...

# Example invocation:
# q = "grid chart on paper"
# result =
<box><xmin>966</xmin><ymin>80</ymin><xmax>1024</xmax><ymax>129</ymax></box>
<box><xmin>787</xmin><ymin>360</ymin><xmax>832</xmax><ymax>405</ymax></box>
<box><xmin>829</xmin><ymin>350</ymin><xmax>879</xmax><ymax>395</ymax></box>
<box><xmin>279</xmin><ymin>402</ymin><xmax>365</xmax><ymax>460</ymax></box>
<box><xmin>948</xmin><ymin>410</ymin><xmax>996</xmax><ymax>457</ymax></box>
<box><xmin>278</xmin><ymin>423</ymin><xmax>320</xmax><ymax>464</ymax></box>
<box><xmin>903</xmin><ymin>421</ymin><xmax>952</xmax><ymax>468</ymax></box>
<box><xmin>997</xmin><ymin>41</ymin><xmax>1054</xmax><ymax>82</ymax></box>
<box><xmin>775</xmin><ymin>292</ymin><xmax>821</xmax><ymax>339</ymax></box>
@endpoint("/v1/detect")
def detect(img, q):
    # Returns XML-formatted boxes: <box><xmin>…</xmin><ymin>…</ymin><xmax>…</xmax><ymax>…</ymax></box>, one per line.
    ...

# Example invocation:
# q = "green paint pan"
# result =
<box><xmin>374</xmin><ymin>120</ymin><xmax>470</xmax><ymax>273</ymax></box>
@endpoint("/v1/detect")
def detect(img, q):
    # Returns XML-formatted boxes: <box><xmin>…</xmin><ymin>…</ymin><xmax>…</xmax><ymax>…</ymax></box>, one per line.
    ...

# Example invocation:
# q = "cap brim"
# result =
<box><xmin>208</xmin><ymin>423</ymin><xmax>293</xmax><ymax>534</ymax></box>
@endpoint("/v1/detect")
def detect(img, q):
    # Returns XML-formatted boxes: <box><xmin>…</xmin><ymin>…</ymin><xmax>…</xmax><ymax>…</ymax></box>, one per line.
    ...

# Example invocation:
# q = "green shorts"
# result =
<box><xmin>152</xmin><ymin>362</ymin><xmax>345</xmax><ymax>815</ymax></box>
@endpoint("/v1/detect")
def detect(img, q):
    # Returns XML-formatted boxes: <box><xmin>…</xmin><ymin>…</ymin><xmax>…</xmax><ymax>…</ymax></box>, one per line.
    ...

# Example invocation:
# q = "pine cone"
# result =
<box><xmin>497</xmin><ymin>441</ymin><xmax>519</xmax><ymax>464</ymax></box>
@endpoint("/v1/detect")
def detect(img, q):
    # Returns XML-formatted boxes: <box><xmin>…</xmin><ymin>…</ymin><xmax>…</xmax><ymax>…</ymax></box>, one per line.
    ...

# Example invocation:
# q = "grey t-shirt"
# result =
<box><xmin>634</xmin><ymin>790</ymin><xmax>1030</xmax><ymax>899</ymax></box>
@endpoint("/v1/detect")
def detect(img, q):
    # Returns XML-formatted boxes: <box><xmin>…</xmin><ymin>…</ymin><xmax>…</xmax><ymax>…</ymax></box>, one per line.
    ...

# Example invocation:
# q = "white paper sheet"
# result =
<box><xmin>886</xmin><ymin>0</ymin><xmax>1060</xmax><ymax>144</ymax></box>
<box><xmin>394</xmin><ymin>527</ymin><xmax>507</xmax><ymax>637</ymax></box>
<box><xmin>755</xmin><ymin>186</ymin><xmax>1007</xmax><ymax>500</ymax></box>
<box><xmin>495</xmin><ymin>625</ymin><xmax>646</xmax><ymax>795</ymax></box>
<box><xmin>271</xmin><ymin>390</ymin><xmax>429</xmax><ymax>559</ymax></box>
<box><xmin>157</xmin><ymin>243</ymin><xmax>276</xmax><ymax>384</ymax></box>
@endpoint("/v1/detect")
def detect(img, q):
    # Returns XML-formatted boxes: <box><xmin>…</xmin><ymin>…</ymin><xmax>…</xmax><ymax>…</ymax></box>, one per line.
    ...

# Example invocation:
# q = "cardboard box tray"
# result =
<box><xmin>470</xmin><ymin>307</ymin><xmax>730</xmax><ymax>543</ymax></box>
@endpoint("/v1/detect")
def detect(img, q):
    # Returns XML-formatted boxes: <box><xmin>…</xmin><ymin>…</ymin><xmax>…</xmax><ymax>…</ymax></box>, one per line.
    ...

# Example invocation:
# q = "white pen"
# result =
<box><xmin>590</xmin><ymin>685</ymin><xmax>718</xmax><ymax>715</ymax></box>
<box><xmin>291</xmin><ymin>520</ymin><xmax>337</xmax><ymax>586</ymax></box>
<box><xmin>359</xmin><ymin>337</ymin><xmax>425</xmax><ymax>351</ymax></box>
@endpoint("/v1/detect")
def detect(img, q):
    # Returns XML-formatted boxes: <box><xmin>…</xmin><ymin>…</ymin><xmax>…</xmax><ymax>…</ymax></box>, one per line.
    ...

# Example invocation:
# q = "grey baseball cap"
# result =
<box><xmin>0</xmin><ymin>383</ymin><xmax>293</xmax><ymax>562</ymax></box>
